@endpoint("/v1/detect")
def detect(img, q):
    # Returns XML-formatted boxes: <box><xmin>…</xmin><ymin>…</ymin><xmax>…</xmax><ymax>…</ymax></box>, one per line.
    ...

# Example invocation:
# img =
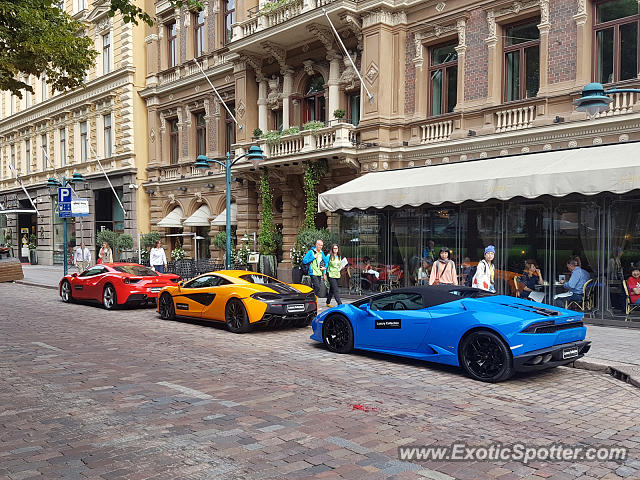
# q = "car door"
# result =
<box><xmin>73</xmin><ymin>266</ymin><xmax>107</xmax><ymax>300</ymax></box>
<box><xmin>357</xmin><ymin>291</ymin><xmax>431</xmax><ymax>351</ymax></box>
<box><xmin>82</xmin><ymin>266</ymin><xmax>109</xmax><ymax>299</ymax></box>
<box><xmin>199</xmin><ymin>275</ymin><xmax>234</xmax><ymax>322</ymax></box>
<box><xmin>172</xmin><ymin>275</ymin><xmax>218</xmax><ymax>318</ymax></box>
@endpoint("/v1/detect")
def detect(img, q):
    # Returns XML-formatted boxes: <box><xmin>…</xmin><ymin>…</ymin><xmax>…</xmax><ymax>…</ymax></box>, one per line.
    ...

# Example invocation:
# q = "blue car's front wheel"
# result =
<box><xmin>460</xmin><ymin>331</ymin><xmax>514</xmax><ymax>382</ymax></box>
<box><xmin>323</xmin><ymin>315</ymin><xmax>354</xmax><ymax>354</ymax></box>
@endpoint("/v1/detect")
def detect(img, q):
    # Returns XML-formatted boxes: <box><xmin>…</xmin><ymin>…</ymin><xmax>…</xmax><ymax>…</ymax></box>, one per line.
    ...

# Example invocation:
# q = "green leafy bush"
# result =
<box><xmin>261</xmin><ymin>130</ymin><xmax>282</xmax><ymax>145</ymax></box>
<box><xmin>333</xmin><ymin>108</ymin><xmax>346</xmax><ymax>119</ymax></box>
<box><xmin>257</xmin><ymin>172</ymin><xmax>279</xmax><ymax>255</ymax></box>
<box><xmin>296</xmin><ymin>228</ymin><xmax>337</xmax><ymax>253</ymax></box>
<box><xmin>281</xmin><ymin>126</ymin><xmax>300</xmax><ymax>136</ymax></box>
<box><xmin>302</xmin><ymin>121</ymin><xmax>325</xmax><ymax>132</ymax></box>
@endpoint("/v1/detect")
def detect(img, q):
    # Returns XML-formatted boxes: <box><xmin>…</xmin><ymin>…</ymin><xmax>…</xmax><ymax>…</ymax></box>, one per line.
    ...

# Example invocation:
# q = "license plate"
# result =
<box><xmin>149</xmin><ymin>287</ymin><xmax>162</xmax><ymax>293</ymax></box>
<box><xmin>287</xmin><ymin>304</ymin><xmax>305</xmax><ymax>313</ymax></box>
<box><xmin>562</xmin><ymin>347</ymin><xmax>579</xmax><ymax>359</ymax></box>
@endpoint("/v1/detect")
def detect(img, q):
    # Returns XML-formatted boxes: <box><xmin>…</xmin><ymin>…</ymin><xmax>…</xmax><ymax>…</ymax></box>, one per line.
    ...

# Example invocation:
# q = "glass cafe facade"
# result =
<box><xmin>321</xmin><ymin>143</ymin><xmax>640</xmax><ymax>323</ymax></box>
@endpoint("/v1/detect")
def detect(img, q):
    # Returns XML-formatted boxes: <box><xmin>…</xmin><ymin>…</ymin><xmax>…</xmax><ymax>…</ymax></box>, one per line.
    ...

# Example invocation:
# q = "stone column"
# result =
<box><xmin>485</xmin><ymin>10</ymin><xmax>500</xmax><ymax>106</ymax></box>
<box><xmin>574</xmin><ymin>0</ymin><xmax>590</xmax><ymax>87</ymax></box>
<box><xmin>328</xmin><ymin>53</ymin><xmax>341</xmax><ymax>121</ymax></box>
<box><xmin>257</xmin><ymin>79</ymin><xmax>268</xmax><ymax>132</ymax></box>
<box><xmin>454</xmin><ymin>19</ymin><xmax>467</xmax><ymax>111</ymax></box>
<box><xmin>412</xmin><ymin>33</ymin><xmax>427</xmax><ymax>120</ymax></box>
<box><xmin>282</xmin><ymin>69</ymin><xmax>293</xmax><ymax>129</ymax></box>
<box><xmin>537</xmin><ymin>1</ymin><xmax>550</xmax><ymax>96</ymax></box>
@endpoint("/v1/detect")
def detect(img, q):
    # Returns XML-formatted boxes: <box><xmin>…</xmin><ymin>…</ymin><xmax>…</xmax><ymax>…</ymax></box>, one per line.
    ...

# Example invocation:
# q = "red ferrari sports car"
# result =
<box><xmin>59</xmin><ymin>263</ymin><xmax>181</xmax><ymax>309</ymax></box>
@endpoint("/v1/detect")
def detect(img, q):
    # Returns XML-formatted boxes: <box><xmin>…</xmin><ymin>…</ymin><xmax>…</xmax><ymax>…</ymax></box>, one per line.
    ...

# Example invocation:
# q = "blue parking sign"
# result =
<box><xmin>58</xmin><ymin>187</ymin><xmax>72</xmax><ymax>203</ymax></box>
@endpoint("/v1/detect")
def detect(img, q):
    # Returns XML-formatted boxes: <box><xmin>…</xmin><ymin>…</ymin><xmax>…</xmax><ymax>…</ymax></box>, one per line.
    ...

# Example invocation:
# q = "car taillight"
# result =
<box><xmin>251</xmin><ymin>292</ymin><xmax>280</xmax><ymax>301</ymax></box>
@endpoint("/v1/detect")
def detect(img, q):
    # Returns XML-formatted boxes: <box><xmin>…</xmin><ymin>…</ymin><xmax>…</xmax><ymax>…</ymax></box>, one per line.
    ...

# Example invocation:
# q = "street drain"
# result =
<box><xmin>608</xmin><ymin>366</ymin><xmax>640</xmax><ymax>388</ymax></box>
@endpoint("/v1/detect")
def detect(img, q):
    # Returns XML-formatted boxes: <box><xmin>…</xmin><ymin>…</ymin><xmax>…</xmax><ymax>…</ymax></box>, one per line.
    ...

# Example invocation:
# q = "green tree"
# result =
<box><xmin>0</xmin><ymin>0</ymin><xmax>201</xmax><ymax>97</ymax></box>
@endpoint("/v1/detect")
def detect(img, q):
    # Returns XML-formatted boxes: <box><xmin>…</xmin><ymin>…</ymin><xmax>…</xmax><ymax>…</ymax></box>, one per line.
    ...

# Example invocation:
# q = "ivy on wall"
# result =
<box><xmin>258</xmin><ymin>170</ymin><xmax>278</xmax><ymax>255</ymax></box>
<box><xmin>302</xmin><ymin>159</ymin><xmax>328</xmax><ymax>231</ymax></box>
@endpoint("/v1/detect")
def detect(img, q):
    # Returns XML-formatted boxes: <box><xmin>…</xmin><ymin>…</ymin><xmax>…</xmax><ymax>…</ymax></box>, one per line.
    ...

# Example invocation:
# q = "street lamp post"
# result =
<box><xmin>574</xmin><ymin>82</ymin><xmax>640</xmax><ymax>117</ymax></box>
<box><xmin>194</xmin><ymin>145</ymin><xmax>265</xmax><ymax>269</ymax></box>
<box><xmin>47</xmin><ymin>173</ymin><xmax>85</xmax><ymax>276</ymax></box>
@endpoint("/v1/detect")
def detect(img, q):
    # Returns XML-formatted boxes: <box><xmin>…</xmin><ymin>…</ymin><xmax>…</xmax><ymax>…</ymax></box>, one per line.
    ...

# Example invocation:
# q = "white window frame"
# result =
<box><xmin>103</xmin><ymin>113</ymin><xmax>113</xmax><ymax>158</ymax></box>
<box><xmin>102</xmin><ymin>32</ymin><xmax>112</xmax><ymax>75</ymax></box>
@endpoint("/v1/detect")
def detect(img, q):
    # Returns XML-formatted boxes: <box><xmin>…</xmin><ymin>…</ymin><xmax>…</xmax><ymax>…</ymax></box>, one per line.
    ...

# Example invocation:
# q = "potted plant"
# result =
<box><xmin>171</xmin><ymin>239</ymin><xmax>186</xmax><ymax>262</ymax></box>
<box><xmin>281</xmin><ymin>126</ymin><xmax>300</xmax><ymax>136</ymax></box>
<box><xmin>302</xmin><ymin>120</ymin><xmax>325</xmax><ymax>132</ymax></box>
<box><xmin>117</xmin><ymin>233</ymin><xmax>134</xmax><ymax>261</ymax></box>
<box><xmin>140</xmin><ymin>231</ymin><xmax>162</xmax><ymax>264</ymax></box>
<box><xmin>333</xmin><ymin>108</ymin><xmax>346</xmax><ymax>121</ymax></box>
<box><xmin>252</xmin><ymin>128</ymin><xmax>263</xmax><ymax>140</ymax></box>
<box><xmin>290</xmin><ymin>245</ymin><xmax>305</xmax><ymax>284</ymax></box>
<box><xmin>231</xmin><ymin>243</ymin><xmax>250</xmax><ymax>268</ymax></box>
<box><xmin>28</xmin><ymin>234</ymin><xmax>38</xmax><ymax>265</ymax></box>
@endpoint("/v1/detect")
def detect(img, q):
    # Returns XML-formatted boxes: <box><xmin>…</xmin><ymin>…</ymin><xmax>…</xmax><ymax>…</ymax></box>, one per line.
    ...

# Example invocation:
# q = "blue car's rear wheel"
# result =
<box><xmin>322</xmin><ymin>315</ymin><xmax>353</xmax><ymax>354</ymax></box>
<box><xmin>460</xmin><ymin>331</ymin><xmax>514</xmax><ymax>382</ymax></box>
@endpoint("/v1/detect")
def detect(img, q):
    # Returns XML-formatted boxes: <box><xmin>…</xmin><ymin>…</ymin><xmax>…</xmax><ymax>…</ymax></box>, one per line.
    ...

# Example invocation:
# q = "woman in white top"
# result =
<box><xmin>416</xmin><ymin>259</ymin><xmax>431</xmax><ymax>285</ymax></box>
<box><xmin>472</xmin><ymin>245</ymin><xmax>496</xmax><ymax>292</ymax></box>
<box><xmin>149</xmin><ymin>240</ymin><xmax>168</xmax><ymax>273</ymax></box>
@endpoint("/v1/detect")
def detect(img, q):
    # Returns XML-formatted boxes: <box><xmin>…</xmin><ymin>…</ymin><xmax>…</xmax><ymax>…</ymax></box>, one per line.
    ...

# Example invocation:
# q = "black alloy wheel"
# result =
<box><xmin>102</xmin><ymin>285</ymin><xmax>117</xmax><ymax>310</ymax></box>
<box><xmin>322</xmin><ymin>315</ymin><xmax>354</xmax><ymax>354</ymax></box>
<box><xmin>61</xmin><ymin>280</ymin><xmax>72</xmax><ymax>303</ymax></box>
<box><xmin>460</xmin><ymin>330</ymin><xmax>514</xmax><ymax>382</ymax></box>
<box><xmin>158</xmin><ymin>293</ymin><xmax>175</xmax><ymax>320</ymax></box>
<box><xmin>225</xmin><ymin>299</ymin><xmax>250</xmax><ymax>333</ymax></box>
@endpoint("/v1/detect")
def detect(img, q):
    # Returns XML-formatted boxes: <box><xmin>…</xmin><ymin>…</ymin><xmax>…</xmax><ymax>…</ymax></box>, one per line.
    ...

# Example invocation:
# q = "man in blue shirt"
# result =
<box><xmin>554</xmin><ymin>259</ymin><xmax>590</xmax><ymax>307</ymax></box>
<box><xmin>302</xmin><ymin>239</ymin><xmax>329</xmax><ymax>298</ymax></box>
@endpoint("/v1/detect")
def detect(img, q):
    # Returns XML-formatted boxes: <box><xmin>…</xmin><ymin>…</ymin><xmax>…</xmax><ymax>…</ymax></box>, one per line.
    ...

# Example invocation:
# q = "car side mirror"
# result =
<box><xmin>178</xmin><ymin>280</ymin><xmax>184</xmax><ymax>288</ymax></box>
<box><xmin>360</xmin><ymin>303</ymin><xmax>373</xmax><ymax>314</ymax></box>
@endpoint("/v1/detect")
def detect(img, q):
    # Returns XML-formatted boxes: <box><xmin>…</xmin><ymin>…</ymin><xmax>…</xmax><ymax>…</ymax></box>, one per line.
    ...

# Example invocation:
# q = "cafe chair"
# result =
<box><xmin>513</xmin><ymin>275</ymin><xmax>521</xmax><ymax>298</ymax></box>
<box><xmin>565</xmin><ymin>278</ymin><xmax>595</xmax><ymax>312</ymax></box>
<box><xmin>622</xmin><ymin>280</ymin><xmax>640</xmax><ymax>317</ymax></box>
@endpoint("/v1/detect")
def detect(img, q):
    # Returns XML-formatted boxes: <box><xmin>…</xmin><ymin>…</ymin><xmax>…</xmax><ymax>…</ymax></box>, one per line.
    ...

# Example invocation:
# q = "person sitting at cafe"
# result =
<box><xmin>627</xmin><ymin>268</ymin><xmax>640</xmax><ymax>305</ymax></box>
<box><xmin>363</xmin><ymin>257</ymin><xmax>379</xmax><ymax>291</ymax></box>
<box><xmin>519</xmin><ymin>260</ymin><xmax>544</xmax><ymax>300</ymax></box>
<box><xmin>554</xmin><ymin>258</ymin><xmax>590</xmax><ymax>307</ymax></box>
<box><xmin>416</xmin><ymin>258</ymin><xmax>432</xmax><ymax>285</ymax></box>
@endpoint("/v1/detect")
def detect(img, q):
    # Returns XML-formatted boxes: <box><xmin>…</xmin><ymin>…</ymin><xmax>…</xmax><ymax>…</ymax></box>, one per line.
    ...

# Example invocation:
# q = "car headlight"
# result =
<box><xmin>250</xmin><ymin>292</ymin><xmax>281</xmax><ymax>301</ymax></box>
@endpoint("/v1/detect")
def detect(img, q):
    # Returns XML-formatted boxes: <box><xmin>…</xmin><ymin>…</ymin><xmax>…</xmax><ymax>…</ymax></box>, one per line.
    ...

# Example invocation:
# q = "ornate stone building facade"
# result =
<box><xmin>0</xmin><ymin>0</ymin><xmax>152</xmax><ymax>265</ymax></box>
<box><xmin>144</xmin><ymin>0</ymin><xmax>640</xmax><ymax>284</ymax></box>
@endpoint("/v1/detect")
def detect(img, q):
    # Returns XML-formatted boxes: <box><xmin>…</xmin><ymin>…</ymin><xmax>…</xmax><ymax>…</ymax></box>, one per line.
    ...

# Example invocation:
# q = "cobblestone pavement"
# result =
<box><xmin>1</xmin><ymin>282</ymin><xmax>639</xmax><ymax>480</ymax></box>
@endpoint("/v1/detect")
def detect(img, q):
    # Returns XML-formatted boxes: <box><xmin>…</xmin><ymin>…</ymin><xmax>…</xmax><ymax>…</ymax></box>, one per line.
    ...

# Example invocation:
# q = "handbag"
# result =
<box><xmin>433</xmin><ymin>261</ymin><xmax>446</xmax><ymax>286</ymax></box>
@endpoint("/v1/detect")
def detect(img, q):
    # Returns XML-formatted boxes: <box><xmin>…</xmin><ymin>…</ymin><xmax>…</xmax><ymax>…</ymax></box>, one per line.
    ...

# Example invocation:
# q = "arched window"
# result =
<box><xmin>302</xmin><ymin>74</ymin><xmax>326</xmax><ymax>123</ymax></box>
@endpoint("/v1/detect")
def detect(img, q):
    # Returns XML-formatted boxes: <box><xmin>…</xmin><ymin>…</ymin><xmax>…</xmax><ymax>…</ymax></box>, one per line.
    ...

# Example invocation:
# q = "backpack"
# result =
<box><xmin>465</xmin><ymin>266</ymin><xmax>477</xmax><ymax>287</ymax></box>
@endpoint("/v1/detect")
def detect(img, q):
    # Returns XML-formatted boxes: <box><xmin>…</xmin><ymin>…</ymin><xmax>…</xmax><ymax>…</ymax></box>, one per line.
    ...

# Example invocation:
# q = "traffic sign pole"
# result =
<box><xmin>63</xmin><ymin>217</ymin><xmax>68</xmax><ymax>276</ymax></box>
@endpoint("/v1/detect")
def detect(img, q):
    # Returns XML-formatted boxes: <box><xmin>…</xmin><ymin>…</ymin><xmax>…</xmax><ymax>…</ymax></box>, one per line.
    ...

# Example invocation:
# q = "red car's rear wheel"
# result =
<box><xmin>102</xmin><ymin>284</ymin><xmax>117</xmax><ymax>310</ymax></box>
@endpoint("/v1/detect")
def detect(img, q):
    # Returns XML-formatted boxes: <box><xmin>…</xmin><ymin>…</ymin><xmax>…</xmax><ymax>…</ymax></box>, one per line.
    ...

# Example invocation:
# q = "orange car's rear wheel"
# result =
<box><xmin>225</xmin><ymin>299</ymin><xmax>250</xmax><ymax>334</ymax></box>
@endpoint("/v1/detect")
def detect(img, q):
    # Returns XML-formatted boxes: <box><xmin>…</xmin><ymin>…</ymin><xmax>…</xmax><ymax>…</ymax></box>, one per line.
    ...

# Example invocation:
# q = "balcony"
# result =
<box><xmin>234</xmin><ymin>123</ymin><xmax>356</xmax><ymax>164</ymax></box>
<box><xmin>156</xmin><ymin>54</ymin><xmax>230</xmax><ymax>88</ymax></box>
<box><xmin>419</xmin><ymin>118</ymin><xmax>454</xmax><ymax>144</ymax></box>
<box><xmin>595</xmin><ymin>89</ymin><xmax>639</xmax><ymax>118</ymax></box>
<box><xmin>231</xmin><ymin>0</ymin><xmax>342</xmax><ymax>44</ymax></box>
<box><xmin>494</xmin><ymin>101</ymin><xmax>541</xmax><ymax>133</ymax></box>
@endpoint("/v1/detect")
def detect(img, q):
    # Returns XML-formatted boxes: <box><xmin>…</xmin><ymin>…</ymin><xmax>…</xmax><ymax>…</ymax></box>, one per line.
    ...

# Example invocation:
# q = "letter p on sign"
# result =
<box><xmin>58</xmin><ymin>187</ymin><xmax>72</xmax><ymax>203</ymax></box>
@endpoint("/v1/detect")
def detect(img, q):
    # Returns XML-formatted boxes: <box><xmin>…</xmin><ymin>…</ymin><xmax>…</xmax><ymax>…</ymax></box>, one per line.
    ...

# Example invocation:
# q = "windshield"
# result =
<box><xmin>239</xmin><ymin>274</ymin><xmax>286</xmax><ymax>286</ymax></box>
<box><xmin>113</xmin><ymin>265</ymin><xmax>158</xmax><ymax>276</ymax></box>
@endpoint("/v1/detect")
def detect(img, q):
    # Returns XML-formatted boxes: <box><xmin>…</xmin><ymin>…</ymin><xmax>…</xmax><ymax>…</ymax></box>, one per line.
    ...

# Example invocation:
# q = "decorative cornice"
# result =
<box><xmin>361</xmin><ymin>9</ymin><xmax>407</xmax><ymax>29</ymax></box>
<box><xmin>240</xmin><ymin>54</ymin><xmax>264</xmax><ymax>82</ymax></box>
<box><xmin>307</xmin><ymin>24</ymin><xmax>335</xmax><ymax>53</ymax></box>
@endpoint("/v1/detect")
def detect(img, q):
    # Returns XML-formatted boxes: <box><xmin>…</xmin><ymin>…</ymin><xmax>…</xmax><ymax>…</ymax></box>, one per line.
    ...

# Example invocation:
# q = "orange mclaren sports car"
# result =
<box><xmin>157</xmin><ymin>270</ymin><xmax>317</xmax><ymax>333</ymax></box>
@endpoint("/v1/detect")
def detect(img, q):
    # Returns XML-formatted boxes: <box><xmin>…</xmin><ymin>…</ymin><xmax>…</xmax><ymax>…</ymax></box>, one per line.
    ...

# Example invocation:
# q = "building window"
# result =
<box><xmin>41</xmin><ymin>76</ymin><xmax>47</xmax><ymax>101</ymax></box>
<box><xmin>428</xmin><ymin>42</ymin><xmax>458</xmax><ymax>116</ymax></box>
<box><xmin>170</xmin><ymin>119</ymin><xmax>179</xmax><ymax>164</ymax></box>
<box><xmin>80</xmin><ymin>121</ymin><xmax>88</xmax><ymax>163</ymax></box>
<box><xmin>503</xmin><ymin>19</ymin><xmax>540</xmax><ymax>102</ymax></box>
<box><xmin>302</xmin><ymin>75</ymin><xmax>326</xmax><ymax>123</ymax></box>
<box><xmin>195</xmin><ymin>10</ymin><xmax>205</xmax><ymax>57</ymax></box>
<box><xmin>103</xmin><ymin>113</ymin><xmax>112</xmax><ymax>158</ymax></box>
<box><xmin>41</xmin><ymin>133</ymin><xmax>48</xmax><ymax>170</ymax></box>
<box><xmin>224</xmin><ymin>0</ymin><xmax>235</xmax><ymax>44</ymax></box>
<box><xmin>60</xmin><ymin>128</ymin><xmax>66</xmax><ymax>166</ymax></box>
<box><xmin>225</xmin><ymin>104</ymin><xmax>235</xmax><ymax>154</ymax></box>
<box><xmin>77</xmin><ymin>0</ymin><xmax>86</xmax><ymax>11</ymax></box>
<box><xmin>102</xmin><ymin>32</ymin><xmax>111</xmax><ymax>74</ymax></box>
<box><xmin>271</xmin><ymin>109</ymin><xmax>283</xmax><ymax>131</ymax></box>
<box><xmin>25</xmin><ymin>77</ymin><xmax>31</xmax><ymax>108</ymax></box>
<box><xmin>348</xmin><ymin>93</ymin><xmax>360</xmax><ymax>126</ymax></box>
<box><xmin>594</xmin><ymin>0</ymin><xmax>639</xmax><ymax>84</ymax></box>
<box><xmin>10</xmin><ymin>95</ymin><xmax>14</xmax><ymax>115</ymax></box>
<box><xmin>196</xmin><ymin>112</ymin><xmax>206</xmax><ymax>156</ymax></box>
<box><xmin>25</xmin><ymin>138</ymin><xmax>31</xmax><ymax>173</ymax></box>
<box><xmin>168</xmin><ymin>22</ymin><xmax>178</xmax><ymax>68</ymax></box>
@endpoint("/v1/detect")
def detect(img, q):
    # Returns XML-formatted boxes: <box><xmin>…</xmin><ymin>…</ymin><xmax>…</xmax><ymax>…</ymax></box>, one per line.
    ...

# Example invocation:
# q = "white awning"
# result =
<box><xmin>183</xmin><ymin>204</ymin><xmax>211</xmax><ymax>227</ymax></box>
<box><xmin>318</xmin><ymin>142</ymin><xmax>640</xmax><ymax>212</ymax></box>
<box><xmin>211</xmin><ymin>203</ymin><xmax>238</xmax><ymax>226</ymax></box>
<box><xmin>157</xmin><ymin>206</ymin><xmax>184</xmax><ymax>228</ymax></box>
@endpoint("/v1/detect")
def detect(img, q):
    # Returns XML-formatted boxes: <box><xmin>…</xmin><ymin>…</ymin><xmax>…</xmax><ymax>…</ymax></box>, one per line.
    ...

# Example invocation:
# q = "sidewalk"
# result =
<box><xmin>12</xmin><ymin>265</ymin><xmax>640</xmax><ymax>385</ymax></box>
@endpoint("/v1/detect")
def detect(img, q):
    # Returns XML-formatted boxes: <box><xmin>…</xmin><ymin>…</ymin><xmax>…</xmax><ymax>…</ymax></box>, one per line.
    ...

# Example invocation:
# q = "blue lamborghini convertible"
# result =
<box><xmin>311</xmin><ymin>286</ymin><xmax>591</xmax><ymax>382</ymax></box>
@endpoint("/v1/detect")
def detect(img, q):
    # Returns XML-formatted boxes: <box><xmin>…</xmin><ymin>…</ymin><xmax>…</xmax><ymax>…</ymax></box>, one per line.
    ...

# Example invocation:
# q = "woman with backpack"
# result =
<box><xmin>472</xmin><ymin>245</ymin><xmax>496</xmax><ymax>292</ymax></box>
<box><xmin>429</xmin><ymin>247</ymin><xmax>457</xmax><ymax>285</ymax></box>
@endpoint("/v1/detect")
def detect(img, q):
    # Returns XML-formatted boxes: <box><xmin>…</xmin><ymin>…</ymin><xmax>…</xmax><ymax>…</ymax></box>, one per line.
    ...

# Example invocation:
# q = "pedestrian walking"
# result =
<box><xmin>99</xmin><ymin>241</ymin><xmax>113</xmax><ymax>264</ymax></box>
<box><xmin>302</xmin><ymin>239</ymin><xmax>329</xmax><ymax>298</ymax></box>
<box><xmin>472</xmin><ymin>245</ymin><xmax>496</xmax><ymax>292</ymax></box>
<box><xmin>429</xmin><ymin>247</ymin><xmax>457</xmax><ymax>285</ymax></box>
<box><xmin>326</xmin><ymin>244</ymin><xmax>345</xmax><ymax>306</ymax></box>
<box><xmin>74</xmin><ymin>242</ymin><xmax>91</xmax><ymax>272</ymax></box>
<box><xmin>149</xmin><ymin>240</ymin><xmax>168</xmax><ymax>273</ymax></box>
